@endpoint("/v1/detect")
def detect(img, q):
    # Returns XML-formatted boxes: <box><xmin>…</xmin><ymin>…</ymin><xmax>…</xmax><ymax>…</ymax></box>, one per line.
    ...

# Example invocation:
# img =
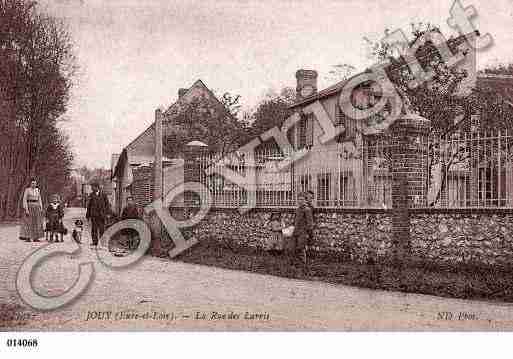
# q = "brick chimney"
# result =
<box><xmin>178</xmin><ymin>88</ymin><xmax>188</xmax><ymax>99</ymax></box>
<box><xmin>295</xmin><ymin>69</ymin><xmax>318</xmax><ymax>101</ymax></box>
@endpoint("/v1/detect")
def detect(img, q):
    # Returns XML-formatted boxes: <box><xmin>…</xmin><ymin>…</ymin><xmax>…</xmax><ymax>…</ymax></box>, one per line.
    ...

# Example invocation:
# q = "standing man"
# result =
<box><xmin>305</xmin><ymin>190</ymin><xmax>316</xmax><ymax>249</ymax></box>
<box><xmin>86</xmin><ymin>182</ymin><xmax>112</xmax><ymax>246</ymax></box>
<box><xmin>292</xmin><ymin>192</ymin><xmax>314</xmax><ymax>265</ymax></box>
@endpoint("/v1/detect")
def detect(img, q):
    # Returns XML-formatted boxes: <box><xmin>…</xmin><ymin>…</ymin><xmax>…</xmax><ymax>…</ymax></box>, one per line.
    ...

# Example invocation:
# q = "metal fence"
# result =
<box><xmin>189</xmin><ymin>131</ymin><xmax>513</xmax><ymax>209</ymax></box>
<box><xmin>428</xmin><ymin>131</ymin><xmax>513</xmax><ymax>209</ymax></box>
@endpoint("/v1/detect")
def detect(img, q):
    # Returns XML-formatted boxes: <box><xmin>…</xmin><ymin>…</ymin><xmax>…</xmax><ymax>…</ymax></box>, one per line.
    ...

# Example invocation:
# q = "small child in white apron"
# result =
<box><xmin>267</xmin><ymin>212</ymin><xmax>285</xmax><ymax>255</ymax></box>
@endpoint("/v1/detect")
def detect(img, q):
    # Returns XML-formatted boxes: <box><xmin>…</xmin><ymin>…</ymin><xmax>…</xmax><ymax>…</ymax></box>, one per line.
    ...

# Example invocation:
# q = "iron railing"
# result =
<box><xmin>186</xmin><ymin>131</ymin><xmax>513</xmax><ymax>209</ymax></box>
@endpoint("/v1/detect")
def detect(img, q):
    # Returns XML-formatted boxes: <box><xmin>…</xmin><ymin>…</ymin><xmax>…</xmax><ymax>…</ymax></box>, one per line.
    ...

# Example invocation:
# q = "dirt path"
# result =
<box><xmin>1</xmin><ymin>208</ymin><xmax>513</xmax><ymax>331</ymax></box>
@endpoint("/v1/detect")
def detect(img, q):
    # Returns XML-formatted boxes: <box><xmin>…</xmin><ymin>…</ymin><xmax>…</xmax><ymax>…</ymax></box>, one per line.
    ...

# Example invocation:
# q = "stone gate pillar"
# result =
<box><xmin>389</xmin><ymin>114</ymin><xmax>431</xmax><ymax>263</ymax></box>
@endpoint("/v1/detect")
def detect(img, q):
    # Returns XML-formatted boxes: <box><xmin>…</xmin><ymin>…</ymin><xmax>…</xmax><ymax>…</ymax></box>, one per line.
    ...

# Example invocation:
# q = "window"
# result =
<box><xmin>317</xmin><ymin>173</ymin><xmax>331</xmax><ymax>206</ymax></box>
<box><xmin>208</xmin><ymin>174</ymin><xmax>224</xmax><ymax>193</ymax></box>
<box><xmin>297</xmin><ymin>114</ymin><xmax>314</xmax><ymax>149</ymax></box>
<box><xmin>352</xmin><ymin>87</ymin><xmax>369</xmax><ymax>110</ymax></box>
<box><xmin>287</xmin><ymin>125</ymin><xmax>296</xmax><ymax>149</ymax></box>
<box><xmin>335</xmin><ymin>105</ymin><xmax>355</xmax><ymax>143</ymax></box>
<box><xmin>478</xmin><ymin>166</ymin><xmax>498</xmax><ymax>206</ymax></box>
<box><xmin>372</xmin><ymin>174</ymin><xmax>391</xmax><ymax>208</ymax></box>
<box><xmin>335</xmin><ymin>105</ymin><xmax>345</xmax><ymax>143</ymax></box>
<box><xmin>453</xmin><ymin>175</ymin><xmax>471</xmax><ymax>207</ymax></box>
<box><xmin>306</xmin><ymin>114</ymin><xmax>314</xmax><ymax>148</ymax></box>
<box><xmin>298</xmin><ymin>174</ymin><xmax>311</xmax><ymax>194</ymax></box>
<box><xmin>297</xmin><ymin>116</ymin><xmax>307</xmax><ymax>149</ymax></box>
<box><xmin>470</xmin><ymin>114</ymin><xmax>480</xmax><ymax>133</ymax></box>
<box><xmin>339</xmin><ymin>171</ymin><xmax>355</xmax><ymax>206</ymax></box>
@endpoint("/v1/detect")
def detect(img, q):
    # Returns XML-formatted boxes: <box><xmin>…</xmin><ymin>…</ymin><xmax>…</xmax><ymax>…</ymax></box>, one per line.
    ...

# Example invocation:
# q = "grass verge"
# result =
<box><xmin>175</xmin><ymin>238</ymin><xmax>513</xmax><ymax>303</ymax></box>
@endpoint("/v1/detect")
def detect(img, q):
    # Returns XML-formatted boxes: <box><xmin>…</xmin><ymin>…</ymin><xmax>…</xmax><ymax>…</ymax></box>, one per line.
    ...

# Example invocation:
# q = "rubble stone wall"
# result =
<box><xmin>169</xmin><ymin>208</ymin><xmax>513</xmax><ymax>266</ymax></box>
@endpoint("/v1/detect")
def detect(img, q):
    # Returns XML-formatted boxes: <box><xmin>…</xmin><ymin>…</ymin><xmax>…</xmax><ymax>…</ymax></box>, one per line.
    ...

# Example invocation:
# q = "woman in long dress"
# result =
<box><xmin>19</xmin><ymin>178</ymin><xmax>44</xmax><ymax>242</ymax></box>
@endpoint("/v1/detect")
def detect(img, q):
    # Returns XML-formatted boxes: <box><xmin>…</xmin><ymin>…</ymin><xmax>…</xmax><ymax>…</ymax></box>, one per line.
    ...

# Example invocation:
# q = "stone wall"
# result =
<box><xmin>410</xmin><ymin>213</ymin><xmax>513</xmax><ymax>266</ymax></box>
<box><xmin>170</xmin><ymin>207</ymin><xmax>513</xmax><ymax>267</ymax></box>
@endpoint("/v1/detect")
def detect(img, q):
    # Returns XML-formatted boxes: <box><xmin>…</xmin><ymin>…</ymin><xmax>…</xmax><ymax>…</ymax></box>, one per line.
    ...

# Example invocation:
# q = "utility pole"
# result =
<box><xmin>151</xmin><ymin>107</ymin><xmax>164</xmax><ymax>256</ymax></box>
<box><xmin>154</xmin><ymin>108</ymin><xmax>163</xmax><ymax>202</ymax></box>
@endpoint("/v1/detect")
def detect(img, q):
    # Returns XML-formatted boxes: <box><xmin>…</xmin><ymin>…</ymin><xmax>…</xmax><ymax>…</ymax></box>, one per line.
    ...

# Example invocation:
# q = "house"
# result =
<box><xmin>288</xmin><ymin>41</ymin><xmax>513</xmax><ymax>209</ymax></box>
<box><xmin>111</xmin><ymin>80</ymin><xmax>228</xmax><ymax>214</ymax></box>
<box><xmin>249</xmin><ymin>31</ymin><xmax>513</xmax><ymax>209</ymax></box>
<box><xmin>187</xmin><ymin>31</ymin><xmax>513</xmax><ymax>210</ymax></box>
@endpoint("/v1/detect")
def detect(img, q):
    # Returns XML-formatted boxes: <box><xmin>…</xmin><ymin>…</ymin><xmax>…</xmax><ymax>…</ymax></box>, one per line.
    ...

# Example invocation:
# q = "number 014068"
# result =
<box><xmin>6</xmin><ymin>338</ymin><xmax>38</xmax><ymax>348</ymax></box>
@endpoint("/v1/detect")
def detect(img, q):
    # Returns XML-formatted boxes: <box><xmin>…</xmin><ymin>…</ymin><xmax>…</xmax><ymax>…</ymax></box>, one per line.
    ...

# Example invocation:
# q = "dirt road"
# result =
<box><xmin>1</xmin><ymin>208</ymin><xmax>513</xmax><ymax>330</ymax></box>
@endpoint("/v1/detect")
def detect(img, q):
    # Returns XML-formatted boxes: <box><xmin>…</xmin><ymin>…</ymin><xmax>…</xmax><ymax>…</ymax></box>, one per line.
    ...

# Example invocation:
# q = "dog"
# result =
<box><xmin>71</xmin><ymin>219</ymin><xmax>84</xmax><ymax>244</ymax></box>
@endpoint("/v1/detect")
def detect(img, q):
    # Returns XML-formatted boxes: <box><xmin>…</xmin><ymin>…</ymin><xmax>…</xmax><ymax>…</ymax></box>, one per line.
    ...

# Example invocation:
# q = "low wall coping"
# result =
<box><xmin>169</xmin><ymin>206</ymin><xmax>513</xmax><ymax>216</ymax></box>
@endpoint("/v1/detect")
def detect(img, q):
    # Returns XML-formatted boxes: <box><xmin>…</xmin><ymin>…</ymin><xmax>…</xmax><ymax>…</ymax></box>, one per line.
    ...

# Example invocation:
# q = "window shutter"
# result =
<box><xmin>298</xmin><ymin>116</ymin><xmax>307</xmax><ymax>149</ymax></box>
<box><xmin>335</xmin><ymin>105</ymin><xmax>350</xmax><ymax>142</ymax></box>
<box><xmin>307</xmin><ymin>114</ymin><xmax>314</xmax><ymax>147</ymax></box>
<box><xmin>287</xmin><ymin>126</ymin><xmax>296</xmax><ymax>150</ymax></box>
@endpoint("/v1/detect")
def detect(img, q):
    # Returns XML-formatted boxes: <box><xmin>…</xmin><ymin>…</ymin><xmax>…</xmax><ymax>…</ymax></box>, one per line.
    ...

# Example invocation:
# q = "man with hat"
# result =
<box><xmin>86</xmin><ymin>182</ymin><xmax>112</xmax><ymax>246</ymax></box>
<box><xmin>292</xmin><ymin>191</ymin><xmax>314</xmax><ymax>265</ymax></box>
<box><xmin>305</xmin><ymin>189</ymin><xmax>316</xmax><ymax>253</ymax></box>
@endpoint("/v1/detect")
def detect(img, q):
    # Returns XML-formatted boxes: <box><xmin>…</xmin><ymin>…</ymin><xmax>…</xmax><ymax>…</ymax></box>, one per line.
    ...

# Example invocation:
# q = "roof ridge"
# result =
<box><xmin>478</xmin><ymin>73</ymin><xmax>513</xmax><ymax>79</ymax></box>
<box><xmin>124</xmin><ymin>79</ymin><xmax>222</xmax><ymax>151</ymax></box>
<box><xmin>290</xmin><ymin>30</ymin><xmax>479</xmax><ymax>108</ymax></box>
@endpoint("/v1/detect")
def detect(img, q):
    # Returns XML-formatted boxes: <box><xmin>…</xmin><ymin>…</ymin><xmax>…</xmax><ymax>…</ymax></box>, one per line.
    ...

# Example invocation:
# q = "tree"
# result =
<box><xmin>0</xmin><ymin>0</ymin><xmax>77</xmax><ymax>219</ymax></box>
<box><xmin>482</xmin><ymin>62</ymin><xmax>513</xmax><ymax>76</ymax></box>
<box><xmin>163</xmin><ymin>95</ymin><xmax>249</xmax><ymax>158</ymax></box>
<box><xmin>475</xmin><ymin>62</ymin><xmax>513</xmax><ymax>130</ymax></box>
<box><xmin>364</xmin><ymin>25</ymin><xmax>474</xmax><ymax>207</ymax></box>
<box><xmin>248</xmin><ymin>87</ymin><xmax>295</xmax><ymax>139</ymax></box>
<box><xmin>365</xmin><ymin>26</ymin><xmax>513</xmax><ymax>208</ymax></box>
<box><xmin>219</xmin><ymin>91</ymin><xmax>242</xmax><ymax>117</ymax></box>
<box><xmin>35</xmin><ymin>128</ymin><xmax>74</xmax><ymax>204</ymax></box>
<box><xmin>365</xmin><ymin>24</ymin><xmax>469</xmax><ymax>136</ymax></box>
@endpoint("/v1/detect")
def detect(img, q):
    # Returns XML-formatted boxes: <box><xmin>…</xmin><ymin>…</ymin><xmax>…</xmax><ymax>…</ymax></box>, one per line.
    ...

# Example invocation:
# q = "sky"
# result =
<box><xmin>38</xmin><ymin>0</ymin><xmax>513</xmax><ymax>168</ymax></box>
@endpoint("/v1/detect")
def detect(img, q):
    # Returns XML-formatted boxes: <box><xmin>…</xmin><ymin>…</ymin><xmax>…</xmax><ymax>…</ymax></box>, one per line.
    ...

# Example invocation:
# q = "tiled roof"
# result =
<box><xmin>124</xmin><ymin>79</ymin><xmax>223</xmax><ymax>153</ymax></box>
<box><xmin>289</xmin><ymin>31</ymin><xmax>479</xmax><ymax>109</ymax></box>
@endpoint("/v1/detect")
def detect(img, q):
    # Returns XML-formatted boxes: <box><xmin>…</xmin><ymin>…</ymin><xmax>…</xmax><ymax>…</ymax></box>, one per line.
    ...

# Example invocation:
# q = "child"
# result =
<box><xmin>267</xmin><ymin>212</ymin><xmax>285</xmax><ymax>255</ymax></box>
<box><xmin>46</xmin><ymin>194</ymin><xmax>64</xmax><ymax>242</ymax></box>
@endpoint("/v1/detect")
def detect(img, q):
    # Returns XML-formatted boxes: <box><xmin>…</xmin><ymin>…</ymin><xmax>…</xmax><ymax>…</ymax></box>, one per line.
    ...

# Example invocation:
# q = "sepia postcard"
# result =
<box><xmin>1</xmin><ymin>0</ymin><xmax>513</xmax><ymax>355</ymax></box>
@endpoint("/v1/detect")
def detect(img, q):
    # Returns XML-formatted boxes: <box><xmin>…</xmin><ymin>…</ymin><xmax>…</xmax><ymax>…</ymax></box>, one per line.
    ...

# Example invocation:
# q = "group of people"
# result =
<box><xmin>18</xmin><ymin>179</ymin><xmax>114</xmax><ymax>245</ymax></box>
<box><xmin>19</xmin><ymin>178</ymin><xmax>67</xmax><ymax>243</ymax></box>
<box><xmin>19</xmin><ymin>177</ymin><xmax>316</xmax><ymax>263</ymax></box>
<box><xmin>86</xmin><ymin>183</ymin><xmax>142</xmax><ymax>248</ymax></box>
<box><xmin>266</xmin><ymin>190</ymin><xmax>315</xmax><ymax>264</ymax></box>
